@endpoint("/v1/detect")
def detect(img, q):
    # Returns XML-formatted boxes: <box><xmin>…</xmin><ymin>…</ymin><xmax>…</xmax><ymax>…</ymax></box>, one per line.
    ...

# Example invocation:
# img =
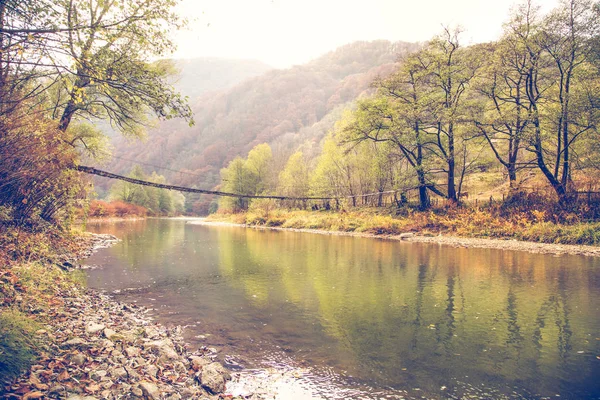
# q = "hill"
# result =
<box><xmin>97</xmin><ymin>41</ymin><xmax>420</xmax><ymax>211</ymax></box>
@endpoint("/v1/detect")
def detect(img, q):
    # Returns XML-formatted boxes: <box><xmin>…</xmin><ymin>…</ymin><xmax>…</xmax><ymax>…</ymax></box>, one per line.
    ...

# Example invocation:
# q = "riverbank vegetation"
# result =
<box><xmin>208</xmin><ymin>205</ymin><xmax>600</xmax><ymax>245</ymax></box>
<box><xmin>212</xmin><ymin>0</ymin><xmax>600</xmax><ymax>241</ymax></box>
<box><xmin>0</xmin><ymin>0</ymin><xmax>191</xmax><ymax>390</ymax></box>
<box><xmin>0</xmin><ymin>225</ymin><xmax>92</xmax><ymax>385</ymax></box>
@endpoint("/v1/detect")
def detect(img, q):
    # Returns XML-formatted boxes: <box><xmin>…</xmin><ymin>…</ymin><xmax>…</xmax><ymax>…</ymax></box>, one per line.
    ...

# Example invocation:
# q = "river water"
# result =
<box><xmin>85</xmin><ymin>219</ymin><xmax>600</xmax><ymax>399</ymax></box>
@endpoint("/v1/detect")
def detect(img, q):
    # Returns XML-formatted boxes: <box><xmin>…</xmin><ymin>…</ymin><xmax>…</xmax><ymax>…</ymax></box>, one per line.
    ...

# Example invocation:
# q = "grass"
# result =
<box><xmin>0</xmin><ymin>309</ymin><xmax>41</xmax><ymax>386</ymax></box>
<box><xmin>0</xmin><ymin>226</ymin><xmax>91</xmax><ymax>389</ymax></box>
<box><xmin>208</xmin><ymin>206</ymin><xmax>600</xmax><ymax>246</ymax></box>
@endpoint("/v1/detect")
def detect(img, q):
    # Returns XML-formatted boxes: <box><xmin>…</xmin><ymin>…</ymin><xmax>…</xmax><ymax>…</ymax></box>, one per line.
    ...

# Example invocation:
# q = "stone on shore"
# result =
<box><xmin>103</xmin><ymin>328</ymin><xmax>117</xmax><ymax>339</ymax></box>
<box><xmin>62</xmin><ymin>338</ymin><xmax>89</xmax><ymax>348</ymax></box>
<box><xmin>4</xmin><ymin>233</ymin><xmax>239</xmax><ymax>400</ymax></box>
<box><xmin>138</xmin><ymin>381</ymin><xmax>160</xmax><ymax>400</ymax></box>
<box><xmin>86</xmin><ymin>322</ymin><xmax>106</xmax><ymax>334</ymax></box>
<box><xmin>198</xmin><ymin>362</ymin><xmax>230</xmax><ymax>394</ymax></box>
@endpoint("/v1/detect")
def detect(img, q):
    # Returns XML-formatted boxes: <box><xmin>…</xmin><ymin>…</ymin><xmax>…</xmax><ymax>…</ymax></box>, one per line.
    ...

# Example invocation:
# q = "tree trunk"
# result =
<box><xmin>531</xmin><ymin>107</ymin><xmax>568</xmax><ymax>203</ymax></box>
<box><xmin>447</xmin><ymin>123</ymin><xmax>457</xmax><ymax>202</ymax></box>
<box><xmin>417</xmin><ymin>171</ymin><xmax>430</xmax><ymax>210</ymax></box>
<box><xmin>58</xmin><ymin>100</ymin><xmax>77</xmax><ymax>132</ymax></box>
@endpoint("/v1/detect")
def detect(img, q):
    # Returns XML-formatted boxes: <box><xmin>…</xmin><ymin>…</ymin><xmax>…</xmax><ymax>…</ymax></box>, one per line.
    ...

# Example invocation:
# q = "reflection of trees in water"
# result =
<box><xmin>555</xmin><ymin>267</ymin><xmax>573</xmax><ymax>359</ymax></box>
<box><xmin>213</xmin><ymin>228</ymin><xmax>598</xmax><ymax>393</ymax></box>
<box><xmin>99</xmin><ymin>219</ymin><xmax>187</xmax><ymax>271</ymax></box>
<box><xmin>441</xmin><ymin>266</ymin><xmax>457</xmax><ymax>353</ymax></box>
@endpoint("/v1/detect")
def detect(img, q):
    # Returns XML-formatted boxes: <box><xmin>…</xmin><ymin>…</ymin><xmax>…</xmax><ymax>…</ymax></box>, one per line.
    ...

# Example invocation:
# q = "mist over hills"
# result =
<box><xmin>172</xmin><ymin>58</ymin><xmax>273</xmax><ymax>100</ymax></box>
<box><xmin>97</xmin><ymin>41</ymin><xmax>420</xmax><ymax>207</ymax></box>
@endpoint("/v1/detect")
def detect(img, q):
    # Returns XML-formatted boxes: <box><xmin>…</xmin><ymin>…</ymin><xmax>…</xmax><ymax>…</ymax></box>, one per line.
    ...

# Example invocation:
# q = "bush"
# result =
<box><xmin>0</xmin><ymin>107</ymin><xmax>85</xmax><ymax>225</ymax></box>
<box><xmin>87</xmin><ymin>200</ymin><xmax>147</xmax><ymax>218</ymax></box>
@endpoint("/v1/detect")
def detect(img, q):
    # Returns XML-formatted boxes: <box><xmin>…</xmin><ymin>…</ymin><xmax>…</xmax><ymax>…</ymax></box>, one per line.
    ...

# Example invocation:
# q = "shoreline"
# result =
<box><xmin>190</xmin><ymin>220</ymin><xmax>600</xmax><ymax>257</ymax></box>
<box><xmin>2</xmin><ymin>233</ymin><xmax>239</xmax><ymax>400</ymax></box>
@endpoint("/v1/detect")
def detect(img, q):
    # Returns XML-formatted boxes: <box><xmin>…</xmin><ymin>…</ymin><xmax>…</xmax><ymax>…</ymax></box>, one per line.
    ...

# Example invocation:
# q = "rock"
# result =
<box><xmin>103</xmin><ymin>328</ymin><xmax>117</xmax><ymax>339</ymax></box>
<box><xmin>166</xmin><ymin>394</ymin><xmax>182</xmax><ymax>400</ymax></box>
<box><xmin>173</xmin><ymin>361</ymin><xmax>187</xmax><ymax>373</ymax></box>
<box><xmin>189</xmin><ymin>356</ymin><xmax>210</xmax><ymax>371</ymax></box>
<box><xmin>86</xmin><ymin>323</ymin><xmax>105</xmax><ymax>335</ymax></box>
<box><xmin>144</xmin><ymin>327</ymin><xmax>160</xmax><ymax>339</ymax></box>
<box><xmin>111</xmin><ymin>367</ymin><xmax>128</xmax><ymax>380</ymax></box>
<box><xmin>125</xmin><ymin>366</ymin><xmax>141</xmax><ymax>380</ymax></box>
<box><xmin>71</xmin><ymin>352</ymin><xmax>86</xmax><ymax>366</ymax></box>
<box><xmin>22</xmin><ymin>392</ymin><xmax>44</xmax><ymax>400</ymax></box>
<box><xmin>131</xmin><ymin>387</ymin><xmax>144</xmax><ymax>397</ymax></box>
<box><xmin>180</xmin><ymin>388</ymin><xmax>199</xmax><ymax>399</ymax></box>
<box><xmin>399</xmin><ymin>232</ymin><xmax>415</xmax><ymax>238</ymax></box>
<box><xmin>101</xmin><ymin>380</ymin><xmax>114</xmax><ymax>390</ymax></box>
<box><xmin>62</xmin><ymin>338</ymin><xmax>89</xmax><ymax>348</ymax></box>
<box><xmin>133</xmin><ymin>357</ymin><xmax>147</xmax><ymax>367</ymax></box>
<box><xmin>145</xmin><ymin>339</ymin><xmax>180</xmax><ymax>360</ymax></box>
<box><xmin>145</xmin><ymin>365</ymin><xmax>159</xmax><ymax>378</ymax></box>
<box><xmin>110</xmin><ymin>349</ymin><xmax>124</xmax><ymax>358</ymax></box>
<box><xmin>99</xmin><ymin>339</ymin><xmax>115</xmax><ymax>349</ymax></box>
<box><xmin>198</xmin><ymin>362</ymin><xmax>228</xmax><ymax>394</ymax></box>
<box><xmin>126</xmin><ymin>346</ymin><xmax>141</xmax><ymax>357</ymax></box>
<box><xmin>90</xmin><ymin>370</ymin><xmax>108</xmax><ymax>381</ymax></box>
<box><xmin>138</xmin><ymin>381</ymin><xmax>160</xmax><ymax>400</ymax></box>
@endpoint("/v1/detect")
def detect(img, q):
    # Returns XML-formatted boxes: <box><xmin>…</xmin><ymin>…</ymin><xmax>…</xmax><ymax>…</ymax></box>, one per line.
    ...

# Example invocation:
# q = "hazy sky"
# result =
<box><xmin>172</xmin><ymin>0</ymin><xmax>560</xmax><ymax>68</ymax></box>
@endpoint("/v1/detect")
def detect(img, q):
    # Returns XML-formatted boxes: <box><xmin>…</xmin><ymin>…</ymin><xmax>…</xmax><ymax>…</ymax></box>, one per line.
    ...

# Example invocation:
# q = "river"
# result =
<box><xmin>85</xmin><ymin>218</ymin><xmax>600</xmax><ymax>399</ymax></box>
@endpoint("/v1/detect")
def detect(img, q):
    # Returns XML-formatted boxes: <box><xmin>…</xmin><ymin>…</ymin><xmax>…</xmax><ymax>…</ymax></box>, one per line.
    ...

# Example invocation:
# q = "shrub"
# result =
<box><xmin>87</xmin><ymin>200</ymin><xmax>147</xmax><ymax>218</ymax></box>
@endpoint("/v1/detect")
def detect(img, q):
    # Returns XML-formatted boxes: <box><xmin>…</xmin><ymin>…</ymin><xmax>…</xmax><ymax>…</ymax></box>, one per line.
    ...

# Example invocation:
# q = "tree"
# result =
<box><xmin>421</xmin><ymin>28</ymin><xmax>479</xmax><ymax>203</ymax></box>
<box><xmin>506</xmin><ymin>0</ymin><xmax>600</xmax><ymax>203</ymax></box>
<box><xmin>278</xmin><ymin>151</ymin><xmax>310</xmax><ymax>207</ymax></box>
<box><xmin>245</xmin><ymin>143</ymin><xmax>274</xmax><ymax>194</ymax></box>
<box><xmin>219</xmin><ymin>157</ymin><xmax>253</xmax><ymax>212</ymax></box>
<box><xmin>110</xmin><ymin>166</ymin><xmax>149</xmax><ymax>205</ymax></box>
<box><xmin>1</xmin><ymin>0</ymin><xmax>192</xmax><ymax>137</ymax></box>
<box><xmin>471</xmin><ymin>40</ymin><xmax>532</xmax><ymax>189</ymax></box>
<box><xmin>52</xmin><ymin>0</ymin><xmax>192</xmax><ymax>136</ymax></box>
<box><xmin>539</xmin><ymin>0</ymin><xmax>600</xmax><ymax>199</ymax></box>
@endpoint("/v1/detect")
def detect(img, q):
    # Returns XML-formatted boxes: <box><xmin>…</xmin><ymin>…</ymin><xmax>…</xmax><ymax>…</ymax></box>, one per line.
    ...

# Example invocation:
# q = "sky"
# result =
<box><xmin>172</xmin><ymin>0</ymin><xmax>560</xmax><ymax>68</ymax></box>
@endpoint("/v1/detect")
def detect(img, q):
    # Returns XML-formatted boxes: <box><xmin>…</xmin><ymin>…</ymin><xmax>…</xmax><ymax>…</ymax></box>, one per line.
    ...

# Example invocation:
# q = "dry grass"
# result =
<box><xmin>208</xmin><ymin>206</ymin><xmax>600</xmax><ymax>246</ymax></box>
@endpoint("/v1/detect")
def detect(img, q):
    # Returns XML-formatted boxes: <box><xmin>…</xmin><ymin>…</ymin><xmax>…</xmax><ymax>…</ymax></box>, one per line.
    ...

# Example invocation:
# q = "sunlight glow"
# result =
<box><xmin>172</xmin><ymin>0</ymin><xmax>560</xmax><ymax>67</ymax></box>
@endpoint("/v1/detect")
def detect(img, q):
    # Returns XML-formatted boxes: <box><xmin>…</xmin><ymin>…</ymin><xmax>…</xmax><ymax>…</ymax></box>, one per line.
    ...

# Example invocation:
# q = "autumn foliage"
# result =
<box><xmin>86</xmin><ymin>200</ymin><xmax>147</xmax><ymax>218</ymax></box>
<box><xmin>0</xmin><ymin>105</ymin><xmax>85</xmax><ymax>226</ymax></box>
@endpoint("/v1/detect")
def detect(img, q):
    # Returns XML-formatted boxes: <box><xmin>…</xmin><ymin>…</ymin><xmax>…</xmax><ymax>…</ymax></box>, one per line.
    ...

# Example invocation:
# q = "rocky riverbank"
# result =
<box><xmin>1</xmin><ymin>233</ymin><xmax>242</xmax><ymax>400</ymax></box>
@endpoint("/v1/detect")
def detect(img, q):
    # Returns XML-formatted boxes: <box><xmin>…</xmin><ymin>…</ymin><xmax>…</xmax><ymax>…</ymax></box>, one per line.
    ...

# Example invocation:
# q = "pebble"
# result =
<box><xmin>138</xmin><ymin>381</ymin><xmax>160</xmax><ymax>400</ymax></box>
<box><xmin>71</xmin><ymin>352</ymin><xmax>86</xmax><ymax>366</ymax></box>
<box><xmin>2</xmin><ymin>233</ymin><xmax>238</xmax><ymax>399</ymax></box>
<box><xmin>103</xmin><ymin>328</ymin><xmax>117</xmax><ymax>339</ymax></box>
<box><xmin>62</xmin><ymin>338</ymin><xmax>88</xmax><ymax>348</ymax></box>
<box><xmin>86</xmin><ymin>323</ymin><xmax>106</xmax><ymax>334</ymax></box>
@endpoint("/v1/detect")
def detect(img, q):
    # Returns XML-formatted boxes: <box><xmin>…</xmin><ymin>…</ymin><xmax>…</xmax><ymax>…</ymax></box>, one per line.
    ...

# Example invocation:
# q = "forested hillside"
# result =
<box><xmin>99</xmin><ymin>41</ymin><xmax>420</xmax><ymax>212</ymax></box>
<box><xmin>215</xmin><ymin>2</ymin><xmax>600</xmax><ymax>223</ymax></box>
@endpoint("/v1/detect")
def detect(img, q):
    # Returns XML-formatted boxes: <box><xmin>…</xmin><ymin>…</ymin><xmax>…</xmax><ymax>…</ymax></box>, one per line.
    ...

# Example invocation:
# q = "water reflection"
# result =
<box><xmin>86</xmin><ymin>220</ymin><xmax>600</xmax><ymax>399</ymax></box>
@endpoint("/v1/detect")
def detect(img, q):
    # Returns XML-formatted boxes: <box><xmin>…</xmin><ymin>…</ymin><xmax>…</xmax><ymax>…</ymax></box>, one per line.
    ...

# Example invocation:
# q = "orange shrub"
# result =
<box><xmin>87</xmin><ymin>200</ymin><xmax>147</xmax><ymax>218</ymax></box>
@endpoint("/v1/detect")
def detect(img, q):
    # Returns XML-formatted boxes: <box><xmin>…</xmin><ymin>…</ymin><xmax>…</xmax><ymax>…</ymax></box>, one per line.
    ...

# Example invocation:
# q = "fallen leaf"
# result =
<box><xmin>57</xmin><ymin>370</ymin><xmax>70</xmax><ymax>382</ymax></box>
<box><xmin>32</xmin><ymin>383</ymin><xmax>49</xmax><ymax>391</ymax></box>
<box><xmin>23</xmin><ymin>391</ymin><xmax>44</xmax><ymax>400</ymax></box>
<box><xmin>85</xmin><ymin>383</ymin><xmax>100</xmax><ymax>393</ymax></box>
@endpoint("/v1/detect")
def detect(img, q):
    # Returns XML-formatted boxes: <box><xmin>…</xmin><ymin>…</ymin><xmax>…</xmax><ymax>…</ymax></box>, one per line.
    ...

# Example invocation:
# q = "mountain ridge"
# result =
<box><xmin>96</xmin><ymin>40</ymin><xmax>421</xmax><ymax>211</ymax></box>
